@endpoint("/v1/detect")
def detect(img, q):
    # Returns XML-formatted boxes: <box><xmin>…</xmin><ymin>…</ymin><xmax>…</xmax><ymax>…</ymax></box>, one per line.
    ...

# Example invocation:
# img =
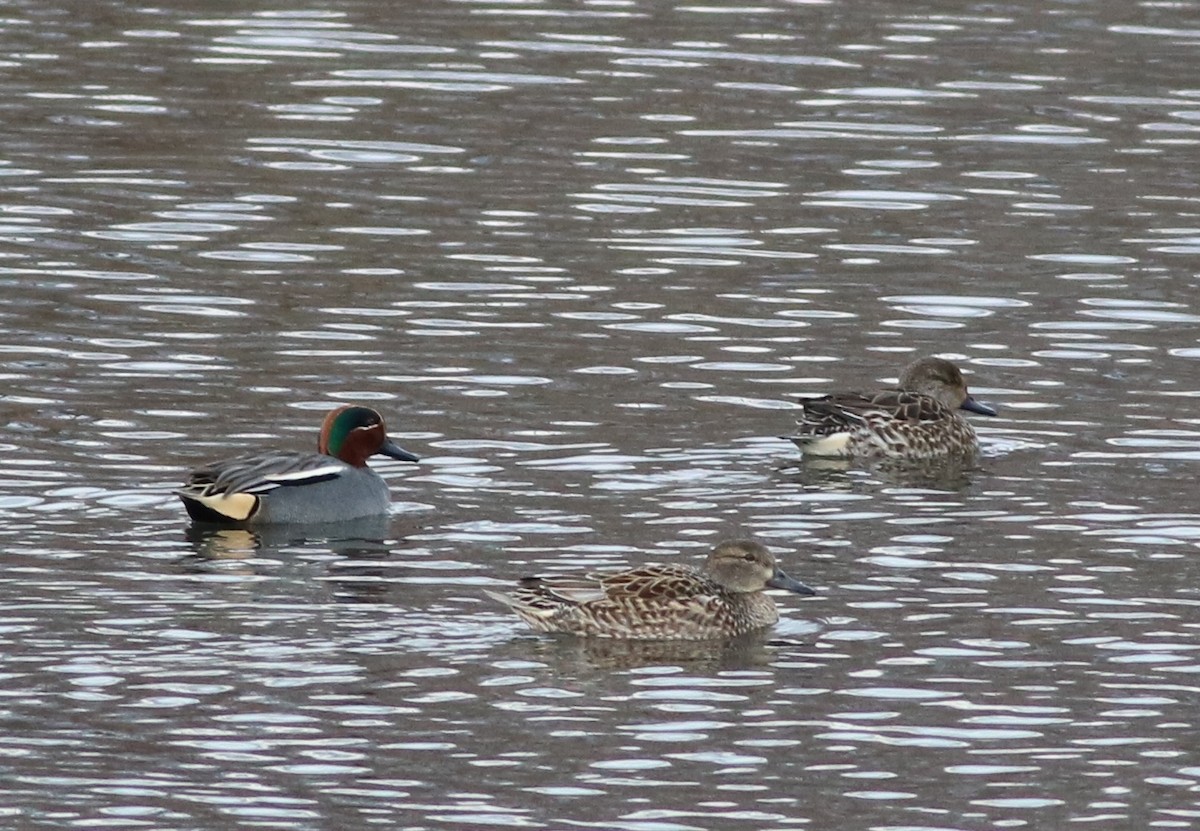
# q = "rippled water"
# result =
<box><xmin>3</xmin><ymin>1</ymin><xmax>1200</xmax><ymax>828</ymax></box>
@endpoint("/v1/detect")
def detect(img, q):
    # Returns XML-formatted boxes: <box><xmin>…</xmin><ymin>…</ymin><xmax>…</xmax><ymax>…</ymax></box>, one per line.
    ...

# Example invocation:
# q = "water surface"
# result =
<box><xmin>2</xmin><ymin>1</ymin><xmax>1200</xmax><ymax>828</ymax></box>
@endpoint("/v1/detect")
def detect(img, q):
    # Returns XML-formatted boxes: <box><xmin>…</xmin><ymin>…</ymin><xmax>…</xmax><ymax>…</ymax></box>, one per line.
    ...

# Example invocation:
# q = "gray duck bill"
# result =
<box><xmin>380</xmin><ymin>438</ymin><xmax>421</xmax><ymax>462</ymax></box>
<box><xmin>959</xmin><ymin>396</ymin><xmax>997</xmax><ymax>416</ymax></box>
<box><xmin>766</xmin><ymin>567</ymin><xmax>817</xmax><ymax>596</ymax></box>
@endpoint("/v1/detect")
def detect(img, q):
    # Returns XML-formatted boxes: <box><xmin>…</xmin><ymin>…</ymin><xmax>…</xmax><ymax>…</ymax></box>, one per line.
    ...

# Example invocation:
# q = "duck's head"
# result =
<box><xmin>898</xmin><ymin>356</ymin><xmax>997</xmax><ymax>416</ymax></box>
<box><xmin>319</xmin><ymin>405</ymin><xmax>420</xmax><ymax>467</ymax></box>
<box><xmin>705</xmin><ymin>539</ymin><xmax>816</xmax><ymax>596</ymax></box>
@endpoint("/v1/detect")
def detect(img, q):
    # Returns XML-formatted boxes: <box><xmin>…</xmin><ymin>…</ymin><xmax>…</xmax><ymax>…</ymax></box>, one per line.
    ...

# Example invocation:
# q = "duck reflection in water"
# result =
<box><xmin>512</xmin><ymin>621</ymin><xmax>823</xmax><ymax>672</ymax></box>
<box><xmin>181</xmin><ymin>515</ymin><xmax>420</xmax><ymax>603</ymax></box>
<box><xmin>776</xmin><ymin>452</ymin><xmax>979</xmax><ymax>491</ymax></box>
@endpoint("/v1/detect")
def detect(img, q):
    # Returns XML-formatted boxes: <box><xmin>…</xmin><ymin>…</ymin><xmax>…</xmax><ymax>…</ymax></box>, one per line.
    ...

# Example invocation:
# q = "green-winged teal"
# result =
<box><xmin>176</xmin><ymin>405</ymin><xmax>419</xmax><ymax>524</ymax></box>
<box><xmin>784</xmin><ymin>356</ymin><xmax>997</xmax><ymax>459</ymax></box>
<box><xmin>485</xmin><ymin>539</ymin><xmax>816</xmax><ymax>640</ymax></box>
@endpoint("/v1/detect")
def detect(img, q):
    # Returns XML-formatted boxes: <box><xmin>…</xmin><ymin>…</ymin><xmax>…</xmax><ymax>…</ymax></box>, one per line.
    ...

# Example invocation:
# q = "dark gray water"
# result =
<box><xmin>2</xmin><ymin>1</ymin><xmax>1200</xmax><ymax>828</ymax></box>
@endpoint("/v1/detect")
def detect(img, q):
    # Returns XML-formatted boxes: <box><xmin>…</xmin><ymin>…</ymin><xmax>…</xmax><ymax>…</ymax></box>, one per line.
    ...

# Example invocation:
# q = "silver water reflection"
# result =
<box><xmin>2</xmin><ymin>1</ymin><xmax>1200</xmax><ymax>829</ymax></box>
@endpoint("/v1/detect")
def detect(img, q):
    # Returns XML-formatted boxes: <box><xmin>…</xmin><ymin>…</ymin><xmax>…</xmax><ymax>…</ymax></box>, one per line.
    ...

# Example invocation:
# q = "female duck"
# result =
<box><xmin>785</xmin><ymin>356</ymin><xmax>997</xmax><ymax>460</ymax></box>
<box><xmin>176</xmin><ymin>405</ymin><xmax>419</xmax><ymax>524</ymax></box>
<box><xmin>485</xmin><ymin>539</ymin><xmax>816</xmax><ymax>640</ymax></box>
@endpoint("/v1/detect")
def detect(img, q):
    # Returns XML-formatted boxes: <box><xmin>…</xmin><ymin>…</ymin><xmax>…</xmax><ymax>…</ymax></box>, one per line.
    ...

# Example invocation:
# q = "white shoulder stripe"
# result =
<box><xmin>263</xmin><ymin>462</ymin><xmax>346</xmax><ymax>485</ymax></box>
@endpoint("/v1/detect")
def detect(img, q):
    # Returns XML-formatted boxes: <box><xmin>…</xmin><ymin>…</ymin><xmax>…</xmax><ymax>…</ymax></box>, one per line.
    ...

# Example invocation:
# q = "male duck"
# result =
<box><xmin>176</xmin><ymin>405</ymin><xmax>419</xmax><ymax>524</ymax></box>
<box><xmin>485</xmin><ymin>539</ymin><xmax>816</xmax><ymax>640</ymax></box>
<box><xmin>784</xmin><ymin>356</ymin><xmax>996</xmax><ymax>460</ymax></box>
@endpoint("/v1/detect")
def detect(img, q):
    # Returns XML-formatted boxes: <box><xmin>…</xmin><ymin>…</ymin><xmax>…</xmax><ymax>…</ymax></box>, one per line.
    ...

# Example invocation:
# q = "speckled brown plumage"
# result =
<box><xmin>485</xmin><ymin>539</ymin><xmax>816</xmax><ymax>640</ymax></box>
<box><xmin>785</xmin><ymin>356</ymin><xmax>997</xmax><ymax>460</ymax></box>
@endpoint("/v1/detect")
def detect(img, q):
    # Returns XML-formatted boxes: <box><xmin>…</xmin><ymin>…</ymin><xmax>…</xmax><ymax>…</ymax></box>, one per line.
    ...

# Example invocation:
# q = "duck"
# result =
<box><xmin>176</xmin><ymin>405</ymin><xmax>419</xmax><ymax>524</ymax></box>
<box><xmin>484</xmin><ymin>539</ymin><xmax>816</xmax><ymax>640</ymax></box>
<box><xmin>784</xmin><ymin>356</ymin><xmax>997</xmax><ymax>459</ymax></box>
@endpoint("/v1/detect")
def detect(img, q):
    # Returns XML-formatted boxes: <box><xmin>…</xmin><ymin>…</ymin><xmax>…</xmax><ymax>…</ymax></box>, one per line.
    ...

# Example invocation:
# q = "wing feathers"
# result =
<box><xmin>179</xmin><ymin>451</ymin><xmax>350</xmax><ymax>498</ymax></box>
<box><xmin>794</xmin><ymin>389</ymin><xmax>954</xmax><ymax>436</ymax></box>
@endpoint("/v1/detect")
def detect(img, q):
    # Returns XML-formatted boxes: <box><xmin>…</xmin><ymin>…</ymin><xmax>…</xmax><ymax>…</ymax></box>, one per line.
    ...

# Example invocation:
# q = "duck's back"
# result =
<box><xmin>791</xmin><ymin>389</ymin><xmax>977</xmax><ymax>459</ymax></box>
<box><xmin>494</xmin><ymin>564</ymin><xmax>781</xmax><ymax>640</ymax></box>
<box><xmin>178</xmin><ymin>450</ymin><xmax>391</xmax><ymax>524</ymax></box>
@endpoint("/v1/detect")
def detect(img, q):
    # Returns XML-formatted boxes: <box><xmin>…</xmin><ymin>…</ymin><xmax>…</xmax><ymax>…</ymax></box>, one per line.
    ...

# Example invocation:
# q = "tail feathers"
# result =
<box><xmin>483</xmin><ymin>588</ymin><xmax>560</xmax><ymax>617</ymax></box>
<box><xmin>176</xmin><ymin>489</ymin><xmax>260</xmax><ymax>522</ymax></box>
<box><xmin>484</xmin><ymin>589</ymin><xmax>569</xmax><ymax>633</ymax></box>
<box><xmin>783</xmin><ymin>431</ymin><xmax>853</xmax><ymax>457</ymax></box>
<box><xmin>483</xmin><ymin>589</ymin><xmax>521</xmax><ymax>609</ymax></box>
